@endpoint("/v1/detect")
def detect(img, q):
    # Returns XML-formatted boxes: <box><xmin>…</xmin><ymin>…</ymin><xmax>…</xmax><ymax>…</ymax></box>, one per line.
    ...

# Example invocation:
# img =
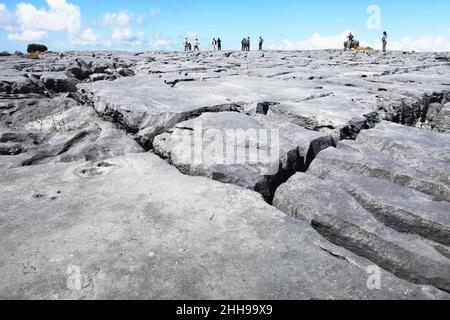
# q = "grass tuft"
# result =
<box><xmin>23</xmin><ymin>52</ymin><xmax>41</xmax><ymax>59</ymax></box>
<box><xmin>354</xmin><ymin>46</ymin><xmax>374</xmax><ymax>51</ymax></box>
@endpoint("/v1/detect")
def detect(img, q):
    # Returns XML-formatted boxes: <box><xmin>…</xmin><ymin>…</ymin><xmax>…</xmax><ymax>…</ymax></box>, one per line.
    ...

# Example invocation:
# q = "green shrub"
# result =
<box><xmin>27</xmin><ymin>44</ymin><xmax>48</xmax><ymax>53</ymax></box>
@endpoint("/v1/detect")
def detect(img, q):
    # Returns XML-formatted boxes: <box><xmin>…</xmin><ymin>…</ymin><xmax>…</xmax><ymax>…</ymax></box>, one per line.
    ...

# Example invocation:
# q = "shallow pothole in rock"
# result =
<box><xmin>74</xmin><ymin>161</ymin><xmax>116</xmax><ymax>177</ymax></box>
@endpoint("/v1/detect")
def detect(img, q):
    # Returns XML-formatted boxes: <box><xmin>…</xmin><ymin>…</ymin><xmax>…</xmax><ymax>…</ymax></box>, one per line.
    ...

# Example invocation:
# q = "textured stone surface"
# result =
<box><xmin>0</xmin><ymin>96</ymin><xmax>142</xmax><ymax>169</ymax></box>
<box><xmin>75</xmin><ymin>50</ymin><xmax>450</xmax><ymax>145</ymax></box>
<box><xmin>153</xmin><ymin>112</ymin><xmax>334</xmax><ymax>202</ymax></box>
<box><xmin>274</xmin><ymin>173</ymin><xmax>450</xmax><ymax>292</ymax></box>
<box><xmin>434</xmin><ymin>103</ymin><xmax>450</xmax><ymax>133</ymax></box>
<box><xmin>274</xmin><ymin>121</ymin><xmax>450</xmax><ymax>292</ymax></box>
<box><xmin>1</xmin><ymin>50</ymin><xmax>450</xmax><ymax>299</ymax></box>
<box><xmin>1</xmin><ymin>153</ymin><xmax>448</xmax><ymax>300</ymax></box>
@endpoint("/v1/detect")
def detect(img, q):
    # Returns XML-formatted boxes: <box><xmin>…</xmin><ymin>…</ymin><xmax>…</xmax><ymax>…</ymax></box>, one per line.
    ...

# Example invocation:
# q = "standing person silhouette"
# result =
<box><xmin>194</xmin><ymin>39</ymin><xmax>200</xmax><ymax>51</ymax></box>
<box><xmin>347</xmin><ymin>32</ymin><xmax>354</xmax><ymax>49</ymax></box>
<box><xmin>382</xmin><ymin>31</ymin><xmax>388</xmax><ymax>53</ymax></box>
<box><xmin>259</xmin><ymin>37</ymin><xmax>264</xmax><ymax>50</ymax></box>
<box><xmin>217</xmin><ymin>38</ymin><xmax>222</xmax><ymax>51</ymax></box>
<box><xmin>212</xmin><ymin>38</ymin><xmax>217</xmax><ymax>50</ymax></box>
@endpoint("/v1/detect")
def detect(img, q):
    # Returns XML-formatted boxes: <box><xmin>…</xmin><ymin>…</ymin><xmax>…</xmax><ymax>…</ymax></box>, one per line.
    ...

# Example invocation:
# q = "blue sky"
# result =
<box><xmin>1</xmin><ymin>0</ymin><xmax>450</xmax><ymax>52</ymax></box>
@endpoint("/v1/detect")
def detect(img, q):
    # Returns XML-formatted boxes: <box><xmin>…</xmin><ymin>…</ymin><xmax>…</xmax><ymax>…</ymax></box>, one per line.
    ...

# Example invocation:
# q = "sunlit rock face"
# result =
<box><xmin>1</xmin><ymin>50</ymin><xmax>449</xmax><ymax>299</ymax></box>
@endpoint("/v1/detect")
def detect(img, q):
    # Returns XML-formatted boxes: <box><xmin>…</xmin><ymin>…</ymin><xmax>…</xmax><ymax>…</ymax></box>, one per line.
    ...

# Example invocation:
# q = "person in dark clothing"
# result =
<box><xmin>259</xmin><ymin>37</ymin><xmax>264</xmax><ymax>50</ymax></box>
<box><xmin>247</xmin><ymin>37</ymin><xmax>251</xmax><ymax>51</ymax></box>
<box><xmin>241</xmin><ymin>38</ymin><xmax>246</xmax><ymax>51</ymax></box>
<box><xmin>217</xmin><ymin>38</ymin><xmax>222</xmax><ymax>51</ymax></box>
<box><xmin>347</xmin><ymin>32</ymin><xmax>354</xmax><ymax>49</ymax></box>
<box><xmin>382</xmin><ymin>31</ymin><xmax>388</xmax><ymax>53</ymax></box>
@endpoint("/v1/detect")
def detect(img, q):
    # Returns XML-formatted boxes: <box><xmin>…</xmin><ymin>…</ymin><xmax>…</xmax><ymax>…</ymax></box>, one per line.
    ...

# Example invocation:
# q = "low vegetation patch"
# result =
<box><xmin>354</xmin><ymin>46</ymin><xmax>374</xmax><ymax>51</ymax></box>
<box><xmin>23</xmin><ymin>52</ymin><xmax>41</xmax><ymax>59</ymax></box>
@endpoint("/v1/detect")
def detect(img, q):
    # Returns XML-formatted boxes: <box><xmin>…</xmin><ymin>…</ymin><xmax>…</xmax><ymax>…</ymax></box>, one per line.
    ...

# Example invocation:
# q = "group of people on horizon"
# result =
<box><xmin>241</xmin><ymin>37</ymin><xmax>264</xmax><ymax>51</ymax></box>
<box><xmin>241</xmin><ymin>37</ymin><xmax>251</xmax><ymax>51</ymax></box>
<box><xmin>211</xmin><ymin>38</ymin><xmax>222</xmax><ymax>51</ymax></box>
<box><xmin>183</xmin><ymin>32</ymin><xmax>387</xmax><ymax>52</ymax></box>
<box><xmin>182</xmin><ymin>36</ymin><xmax>265</xmax><ymax>52</ymax></box>
<box><xmin>183</xmin><ymin>38</ymin><xmax>200</xmax><ymax>51</ymax></box>
<box><xmin>346</xmin><ymin>31</ymin><xmax>388</xmax><ymax>53</ymax></box>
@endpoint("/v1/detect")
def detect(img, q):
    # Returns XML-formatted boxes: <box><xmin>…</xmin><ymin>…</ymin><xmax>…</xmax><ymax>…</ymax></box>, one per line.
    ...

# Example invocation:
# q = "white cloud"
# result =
<box><xmin>0</xmin><ymin>3</ymin><xmax>11</xmax><ymax>21</ymax></box>
<box><xmin>269</xmin><ymin>30</ymin><xmax>450</xmax><ymax>52</ymax></box>
<box><xmin>7</xmin><ymin>30</ymin><xmax>48</xmax><ymax>41</ymax></box>
<box><xmin>153</xmin><ymin>39</ymin><xmax>170</xmax><ymax>47</ymax></box>
<box><xmin>387</xmin><ymin>36</ymin><xmax>450</xmax><ymax>52</ymax></box>
<box><xmin>101</xmin><ymin>11</ymin><xmax>132</xmax><ymax>28</ymax></box>
<box><xmin>136</xmin><ymin>15</ymin><xmax>145</xmax><ymax>25</ymax></box>
<box><xmin>0</xmin><ymin>3</ymin><xmax>15</xmax><ymax>31</ymax></box>
<box><xmin>111</xmin><ymin>28</ymin><xmax>132</xmax><ymax>41</ymax></box>
<box><xmin>268</xmin><ymin>30</ymin><xmax>353</xmax><ymax>50</ymax></box>
<box><xmin>186</xmin><ymin>31</ymin><xmax>198</xmax><ymax>39</ymax></box>
<box><xmin>148</xmin><ymin>31</ymin><xmax>172</xmax><ymax>50</ymax></box>
<box><xmin>71</xmin><ymin>28</ymin><xmax>99</xmax><ymax>45</ymax></box>
<box><xmin>81</xmin><ymin>28</ymin><xmax>98</xmax><ymax>42</ymax></box>
<box><xmin>134</xmin><ymin>31</ymin><xmax>145</xmax><ymax>46</ymax></box>
<box><xmin>15</xmin><ymin>0</ymin><xmax>81</xmax><ymax>33</ymax></box>
<box><xmin>112</xmin><ymin>28</ymin><xmax>144</xmax><ymax>43</ymax></box>
<box><xmin>3</xmin><ymin>0</ymin><xmax>102</xmax><ymax>45</ymax></box>
<box><xmin>149</xmin><ymin>7</ymin><xmax>160</xmax><ymax>17</ymax></box>
<box><xmin>4</xmin><ymin>0</ymin><xmax>81</xmax><ymax>41</ymax></box>
<box><xmin>100</xmin><ymin>11</ymin><xmax>144</xmax><ymax>42</ymax></box>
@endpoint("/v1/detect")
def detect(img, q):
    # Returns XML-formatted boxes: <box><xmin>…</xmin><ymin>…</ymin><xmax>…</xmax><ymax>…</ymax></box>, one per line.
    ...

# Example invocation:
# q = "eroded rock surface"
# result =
<box><xmin>434</xmin><ymin>103</ymin><xmax>450</xmax><ymax>133</ymax></box>
<box><xmin>274</xmin><ymin>122</ymin><xmax>450</xmax><ymax>292</ymax></box>
<box><xmin>153</xmin><ymin>112</ymin><xmax>334</xmax><ymax>202</ymax></box>
<box><xmin>1</xmin><ymin>153</ymin><xmax>448</xmax><ymax>299</ymax></box>
<box><xmin>1</xmin><ymin>50</ymin><xmax>450</xmax><ymax>299</ymax></box>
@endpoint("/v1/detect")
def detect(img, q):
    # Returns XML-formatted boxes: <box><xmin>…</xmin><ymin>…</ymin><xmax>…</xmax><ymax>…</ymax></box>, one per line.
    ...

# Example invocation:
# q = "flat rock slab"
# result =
<box><xmin>306</xmin><ymin>122</ymin><xmax>450</xmax><ymax>246</ymax></box>
<box><xmin>268</xmin><ymin>95</ymin><xmax>378</xmax><ymax>141</ymax></box>
<box><xmin>153</xmin><ymin>112</ymin><xmax>334</xmax><ymax>202</ymax></box>
<box><xmin>273</xmin><ymin>121</ymin><xmax>450</xmax><ymax>292</ymax></box>
<box><xmin>76</xmin><ymin>50</ymin><xmax>450</xmax><ymax>147</ymax></box>
<box><xmin>310</xmin><ymin>122</ymin><xmax>450</xmax><ymax>201</ymax></box>
<box><xmin>78</xmin><ymin>74</ymin><xmax>323</xmax><ymax>145</ymax></box>
<box><xmin>2</xmin><ymin>50</ymin><xmax>450</xmax><ymax>299</ymax></box>
<box><xmin>354</xmin><ymin>121</ymin><xmax>450</xmax><ymax>187</ymax></box>
<box><xmin>1</xmin><ymin>153</ymin><xmax>448</xmax><ymax>299</ymax></box>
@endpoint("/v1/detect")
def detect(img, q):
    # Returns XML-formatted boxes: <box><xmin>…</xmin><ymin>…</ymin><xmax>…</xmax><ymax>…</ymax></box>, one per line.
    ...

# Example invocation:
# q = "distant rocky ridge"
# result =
<box><xmin>0</xmin><ymin>49</ymin><xmax>449</xmax><ymax>299</ymax></box>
